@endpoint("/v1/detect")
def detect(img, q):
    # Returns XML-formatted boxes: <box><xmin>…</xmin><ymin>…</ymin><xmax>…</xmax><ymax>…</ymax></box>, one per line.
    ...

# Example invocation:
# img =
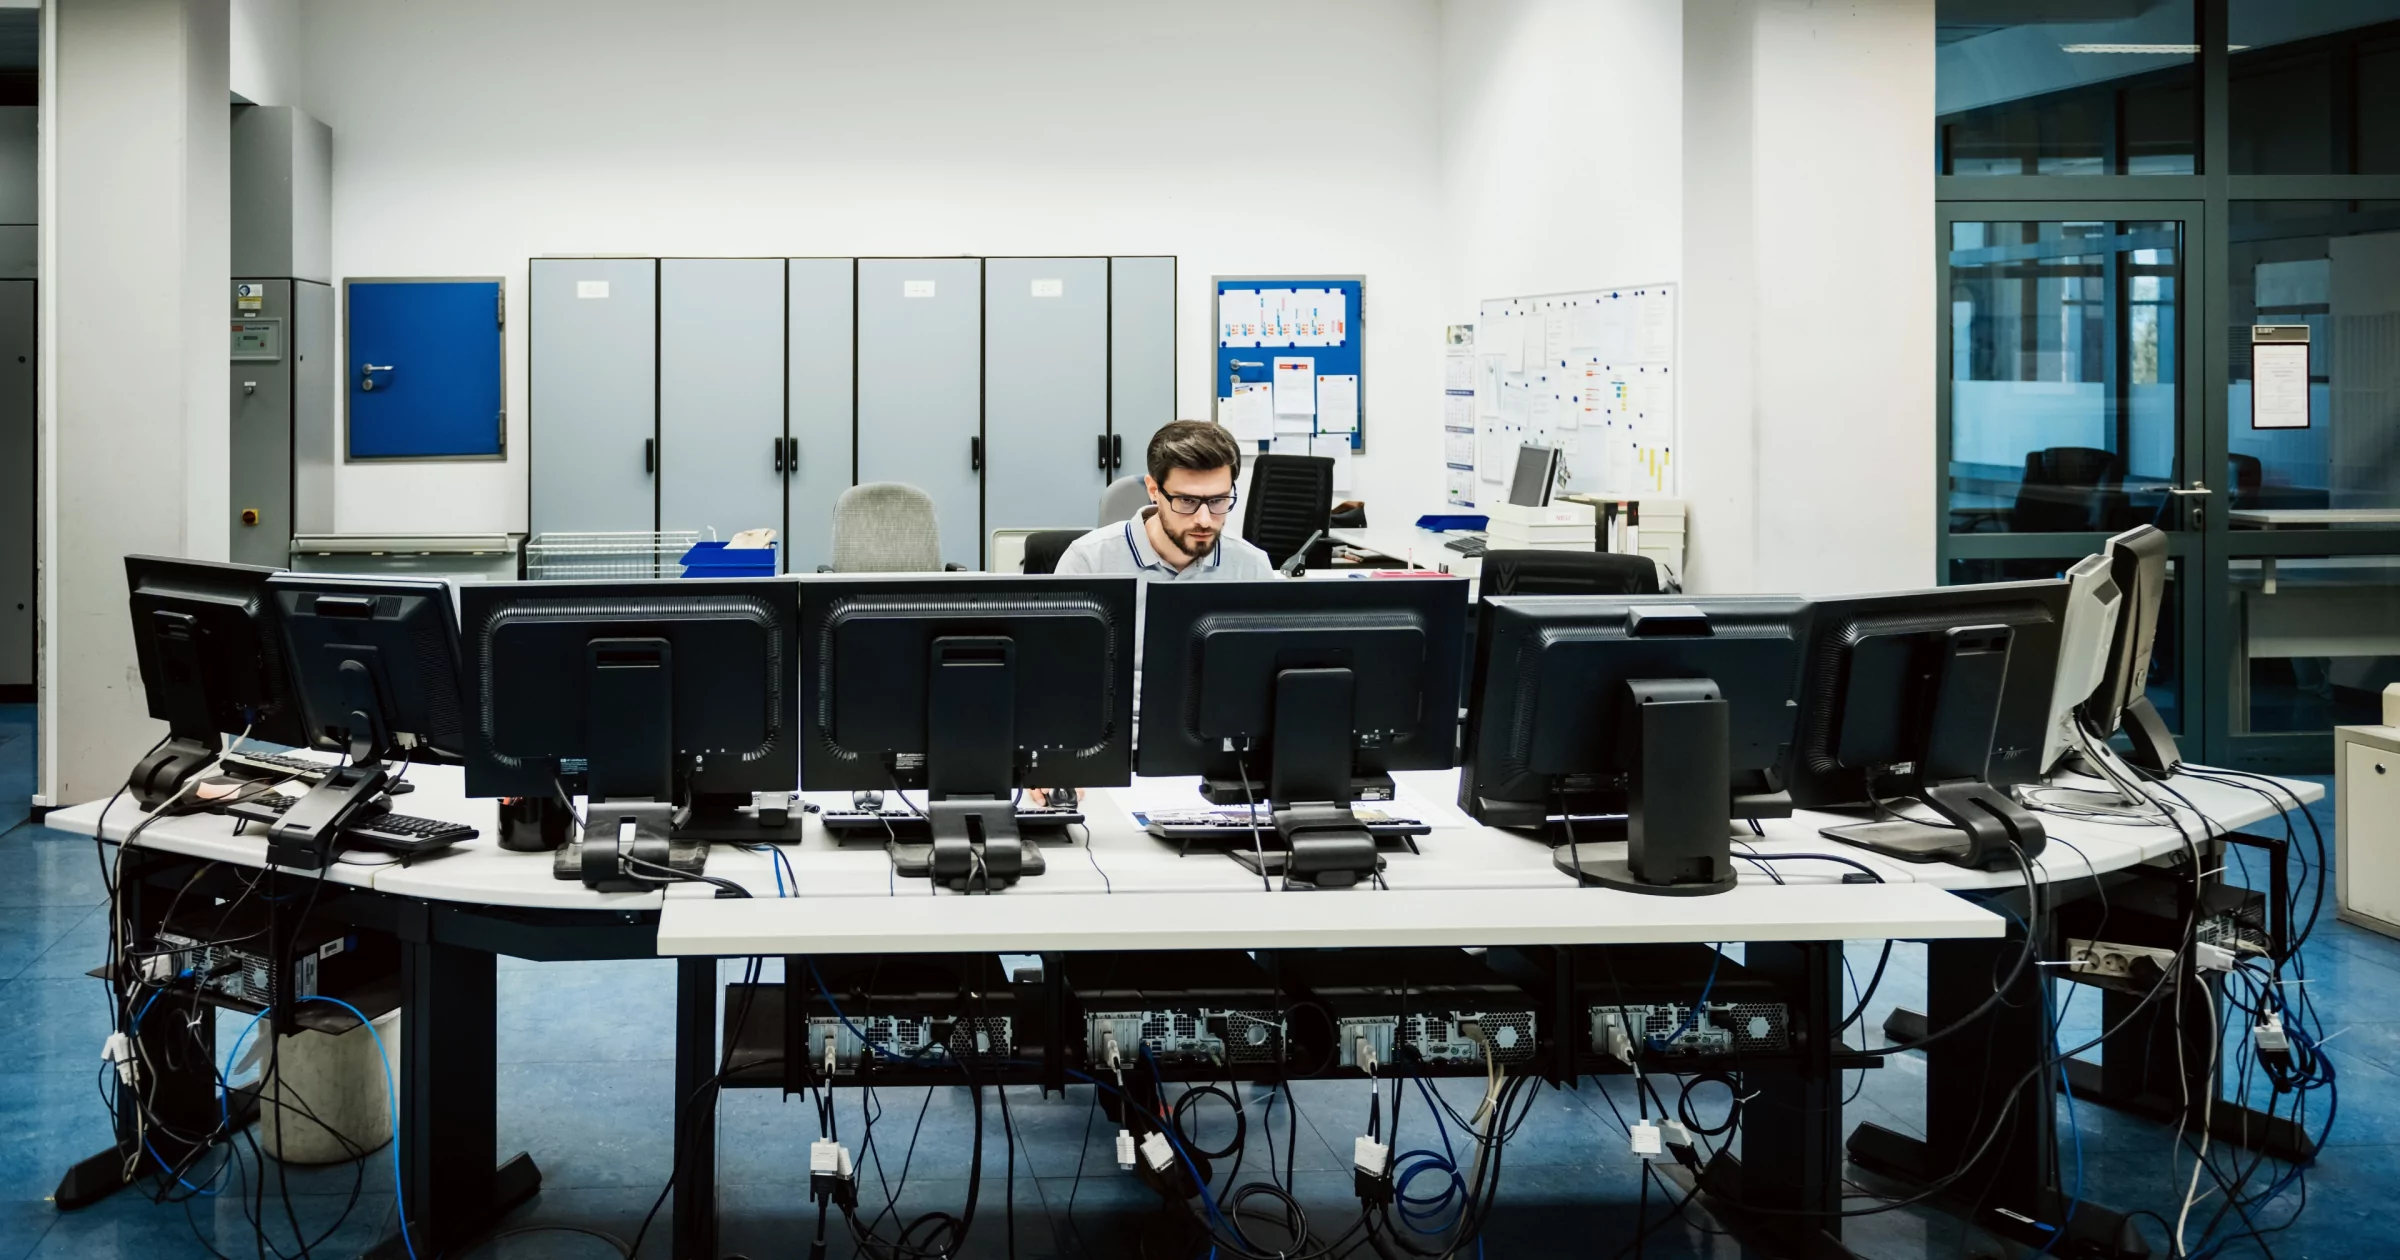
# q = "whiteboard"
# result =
<box><xmin>1447</xmin><ymin>285</ymin><xmax>1676</xmax><ymax>506</ymax></box>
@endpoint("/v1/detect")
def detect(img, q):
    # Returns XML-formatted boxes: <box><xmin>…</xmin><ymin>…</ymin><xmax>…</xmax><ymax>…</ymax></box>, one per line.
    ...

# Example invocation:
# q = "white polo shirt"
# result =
<box><xmin>1054</xmin><ymin>507</ymin><xmax>1276</xmax><ymax>581</ymax></box>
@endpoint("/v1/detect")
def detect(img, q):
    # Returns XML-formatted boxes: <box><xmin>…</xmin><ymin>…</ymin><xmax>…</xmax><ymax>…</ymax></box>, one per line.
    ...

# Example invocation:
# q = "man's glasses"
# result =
<box><xmin>1162</xmin><ymin>493</ymin><xmax>1239</xmax><ymax>517</ymax></box>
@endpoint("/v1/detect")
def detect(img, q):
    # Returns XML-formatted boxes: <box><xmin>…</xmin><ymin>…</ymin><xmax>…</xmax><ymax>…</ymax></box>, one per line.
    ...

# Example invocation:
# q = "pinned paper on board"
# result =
<box><xmin>1316</xmin><ymin>374</ymin><xmax>1360</xmax><ymax>434</ymax></box>
<box><xmin>1272</xmin><ymin>357</ymin><xmax>1316</xmax><ymax>416</ymax></box>
<box><xmin>1222</xmin><ymin>383</ymin><xmax>1274</xmax><ymax>442</ymax></box>
<box><xmin>1637</xmin><ymin>289</ymin><xmax>1674</xmax><ymax>363</ymax></box>
<box><xmin>1219</xmin><ymin>290</ymin><xmax>1263</xmax><ymax>346</ymax></box>
<box><xmin>1309</xmin><ymin>434</ymin><xmax>1353</xmax><ymax>492</ymax></box>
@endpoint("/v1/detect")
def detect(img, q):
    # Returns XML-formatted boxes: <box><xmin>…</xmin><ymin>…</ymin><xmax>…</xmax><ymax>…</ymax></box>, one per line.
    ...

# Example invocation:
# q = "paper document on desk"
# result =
<box><xmin>1222</xmin><ymin>383</ymin><xmax>1274</xmax><ymax>441</ymax></box>
<box><xmin>1272</xmin><ymin>357</ymin><xmax>1316</xmax><ymax>415</ymax></box>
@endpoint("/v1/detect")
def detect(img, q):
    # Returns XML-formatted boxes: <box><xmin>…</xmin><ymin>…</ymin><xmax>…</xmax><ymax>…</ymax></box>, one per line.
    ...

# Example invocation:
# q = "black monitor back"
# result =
<box><xmin>800</xmin><ymin>574</ymin><xmax>1136</xmax><ymax>793</ymax></box>
<box><xmin>1459</xmin><ymin>595</ymin><xmax>1808</xmax><ymax>828</ymax></box>
<box><xmin>2088</xmin><ymin>524</ymin><xmax>2168</xmax><ymax>737</ymax></box>
<box><xmin>269</xmin><ymin>574</ymin><xmax>469</xmax><ymax>764</ymax></box>
<box><xmin>1137</xmin><ymin>577</ymin><xmax>1468</xmax><ymax>784</ymax></box>
<box><xmin>457</xmin><ymin>577</ymin><xmax>799</xmax><ymax>799</ymax></box>
<box><xmin>1787</xmin><ymin>579</ymin><xmax>2068</xmax><ymax>808</ymax></box>
<box><xmin>124</xmin><ymin>556</ymin><xmax>310</xmax><ymax>749</ymax></box>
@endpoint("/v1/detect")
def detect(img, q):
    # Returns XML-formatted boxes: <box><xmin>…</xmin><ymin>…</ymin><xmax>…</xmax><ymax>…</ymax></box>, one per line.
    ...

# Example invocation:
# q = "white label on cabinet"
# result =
<box><xmin>576</xmin><ymin>280</ymin><xmax>610</xmax><ymax>299</ymax></box>
<box><xmin>1031</xmin><ymin>278</ymin><xmax>1064</xmax><ymax>298</ymax></box>
<box><xmin>904</xmin><ymin>279</ymin><xmax>937</xmax><ymax>298</ymax></box>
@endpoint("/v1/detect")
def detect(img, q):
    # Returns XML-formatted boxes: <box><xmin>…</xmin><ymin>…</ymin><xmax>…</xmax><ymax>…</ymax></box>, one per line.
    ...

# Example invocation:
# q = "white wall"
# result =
<box><xmin>41</xmin><ymin>0</ymin><xmax>231</xmax><ymax>803</ymax></box>
<box><xmin>228</xmin><ymin>0</ymin><xmax>301</xmax><ymax>106</ymax></box>
<box><xmin>297</xmin><ymin>0</ymin><xmax>1448</xmax><ymax>537</ymax></box>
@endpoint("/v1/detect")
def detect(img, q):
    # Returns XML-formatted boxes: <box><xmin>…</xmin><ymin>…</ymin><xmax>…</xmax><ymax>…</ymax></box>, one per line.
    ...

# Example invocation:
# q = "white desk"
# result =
<box><xmin>1330</xmin><ymin>525</ymin><xmax>1480</xmax><ymax>576</ymax></box>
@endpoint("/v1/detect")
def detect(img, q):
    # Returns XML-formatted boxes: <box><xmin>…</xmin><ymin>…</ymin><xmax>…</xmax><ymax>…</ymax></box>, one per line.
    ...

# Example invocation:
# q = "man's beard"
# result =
<box><xmin>1162</xmin><ymin>515</ymin><xmax>1220</xmax><ymax>559</ymax></box>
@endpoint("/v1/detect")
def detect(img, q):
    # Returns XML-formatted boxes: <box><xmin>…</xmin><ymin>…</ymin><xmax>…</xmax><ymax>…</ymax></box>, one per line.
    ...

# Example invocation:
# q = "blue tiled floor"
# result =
<box><xmin>0</xmin><ymin>731</ymin><xmax>2388</xmax><ymax>1256</ymax></box>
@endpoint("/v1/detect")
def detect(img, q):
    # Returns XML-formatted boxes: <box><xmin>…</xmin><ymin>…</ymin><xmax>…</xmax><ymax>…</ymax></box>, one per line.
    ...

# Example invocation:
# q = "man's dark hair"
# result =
<box><xmin>1147</xmin><ymin>419</ymin><xmax>1244</xmax><ymax>486</ymax></box>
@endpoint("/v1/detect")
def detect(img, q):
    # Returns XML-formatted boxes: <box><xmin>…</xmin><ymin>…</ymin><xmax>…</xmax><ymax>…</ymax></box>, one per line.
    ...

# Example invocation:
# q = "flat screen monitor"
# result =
<box><xmin>457</xmin><ymin>577</ymin><xmax>799</xmax><ymax>813</ymax></box>
<box><xmin>1508</xmin><ymin>444</ymin><xmax>1560</xmax><ymax>508</ymax></box>
<box><xmin>269</xmin><ymin>574</ymin><xmax>470</xmax><ymax>765</ymax></box>
<box><xmin>1787</xmin><ymin>580</ymin><xmax>2067</xmax><ymax>869</ymax></box>
<box><xmin>2039</xmin><ymin>552</ymin><xmax>2122</xmax><ymax>775</ymax></box>
<box><xmin>801</xmin><ymin>574</ymin><xmax>1137</xmax><ymax>888</ymax></box>
<box><xmin>2086</xmin><ymin>524</ymin><xmax>2179</xmax><ymax>772</ymax></box>
<box><xmin>1138</xmin><ymin>577</ymin><xmax>1468</xmax><ymax>886</ymax></box>
<box><xmin>122</xmin><ymin>555</ymin><xmax>309</xmax><ymax>805</ymax></box>
<box><xmin>1459</xmin><ymin>595</ymin><xmax>1809</xmax><ymax>895</ymax></box>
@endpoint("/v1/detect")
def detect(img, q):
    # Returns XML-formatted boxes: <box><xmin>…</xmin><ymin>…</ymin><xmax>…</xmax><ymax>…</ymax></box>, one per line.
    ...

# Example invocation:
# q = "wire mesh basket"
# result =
<box><xmin>524</xmin><ymin>529</ymin><xmax>710</xmax><ymax>581</ymax></box>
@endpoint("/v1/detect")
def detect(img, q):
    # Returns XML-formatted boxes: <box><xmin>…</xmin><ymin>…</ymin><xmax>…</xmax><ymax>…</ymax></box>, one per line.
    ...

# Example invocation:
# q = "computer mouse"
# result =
<box><xmin>1042</xmin><ymin>786</ymin><xmax>1077</xmax><ymax>809</ymax></box>
<box><xmin>852</xmin><ymin>789</ymin><xmax>885</xmax><ymax>812</ymax></box>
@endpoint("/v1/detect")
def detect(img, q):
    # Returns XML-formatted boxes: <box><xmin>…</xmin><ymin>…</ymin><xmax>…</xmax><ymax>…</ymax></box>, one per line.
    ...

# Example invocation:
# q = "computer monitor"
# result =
<box><xmin>1138</xmin><ymin>577</ymin><xmax>1468</xmax><ymax>888</ymax></box>
<box><xmin>1458</xmin><ymin>595</ymin><xmax>1810</xmax><ymax>896</ymax></box>
<box><xmin>457</xmin><ymin>576</ymin><xmax>800</xmax><ymax>879</ymax></box>
<box><xmin>122</xmin><ymin>556</ymin><xmax>309</xmax><ymax>807</ymax></box>
<box><xmin>2038</xmin><ymin>553</ymin><xmax>2123</xmax><ymax>776</ymax></box>
<box><xmin>800</xmin><ymin>574</ymin><xmax>1138</xmax><ymax>890</ymax></box>
<box><xmin>264</xmin><ymin>574</ymin><xmax>471</xmax><ymax>868</ymax></box>
<box><xmin>1508</xmin><ymin>444</ymin><xmax>1560</xmax><ymax>508</ymax></box>
<box><xmin>1786</xmin><ymin>580</ymin><xmax>2068</xmax><ymax>871</ymax></box>
<box><xmin>2087</xmin><ymin>524</ymin><xmax>2179</xmax><ymax>773</ymax></box>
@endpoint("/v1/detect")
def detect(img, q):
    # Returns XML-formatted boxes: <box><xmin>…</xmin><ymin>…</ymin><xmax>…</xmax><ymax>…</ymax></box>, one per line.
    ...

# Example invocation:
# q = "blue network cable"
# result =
<box><xmin>223</xmin><ymin>996</ymin><xmax>415</xmax><ymax>1260</ymax></box>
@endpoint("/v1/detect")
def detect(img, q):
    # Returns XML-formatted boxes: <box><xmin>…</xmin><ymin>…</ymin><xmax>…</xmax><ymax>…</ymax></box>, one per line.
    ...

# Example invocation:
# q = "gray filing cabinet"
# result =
<box><xmin>786</xmin><ymin>259</ymin><xmax>855</xmax><ymax>575</ymax></box>
<box><xmin>1109</xmin><ymin>256</ymin><xmax>1177</xmax><ymax>481</ymax></box>
<box><xmin>530</xmin><ymin>259</ymin><xmax>658</xmax><ymax>536</ymax></box>
<box><xmin>858</xmin><ymin>258</ymin><xmax>984</xmax><ymax>570</ymax></box>
<box><xmin>0</xmin><ymin>280</ymin><xmax>28</xmax><ymax>692</ymax></box>
<box><xmin>985</xmin><ymin>257</ymin><xmax>1108</xmax><ymax>537</ymax></box>
<box><xmin>660</xmin><ymin>258</ymin><xmax>786</xmax><ymax>568</ymax></box>
<box><xmin>2339</xmin><ymin>722</ymin><xmax>2400</xmax><ymax>940</ymax></box>
<box><xmin>229</xmin><ymin>278</ymin><xmax>334</xmax><ymax>568</ymax></box>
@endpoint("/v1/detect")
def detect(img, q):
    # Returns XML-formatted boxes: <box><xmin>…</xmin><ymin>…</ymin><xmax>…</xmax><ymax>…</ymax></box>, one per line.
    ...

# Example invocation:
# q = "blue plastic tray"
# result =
<box><xmin>679</xmin><ymin>540</ymin><xmax>778</xmax><ymax>578</ymax></box>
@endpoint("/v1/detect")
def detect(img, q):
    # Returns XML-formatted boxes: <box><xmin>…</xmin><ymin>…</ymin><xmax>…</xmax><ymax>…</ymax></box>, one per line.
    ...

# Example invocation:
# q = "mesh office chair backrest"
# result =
<box><xmin>1098</xmin><ymin>475</ymin><xmax>1151</xmax><ymax>526</ymax></box>
<box><xmin>829</xmin><ymin>482</ymin><xmax>944</xmax><ymax>572</ymax></box>
<box><xmin>1479</xmin><ymin>549</ymin><xmax>1663</xmax><ymax>596</ymax></box>
<box><xmin>1020</xmin><ymin>529</ymin><xmax>1085</xmax><ymax>575</ymax></box>
<box><xmin>1240</xmin><ymin>454</ymin><xmax>1334</xmax><ymax>570</ymax></box>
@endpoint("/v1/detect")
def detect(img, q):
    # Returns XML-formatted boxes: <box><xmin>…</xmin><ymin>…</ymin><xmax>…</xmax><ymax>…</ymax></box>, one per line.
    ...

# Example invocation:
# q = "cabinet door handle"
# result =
<box><xmin>786</xmin><ymin>437</ymin><xmax>799</xmax><ymax>473</ymax></box>
<box><xmin>772</xmin><ymin>437</ymin><xmax>785</xmax><ymax>473</ymax></box>
<box><xmin>970</xmin><ymin>436</ymin><xmax>982</xmax><ymax>472</ymax></box>
<box><xmin>1098</xmin><ymin>434</ymin><xmax>1111</xmax><ymax>470</ymax></box>
<box><xmin>1113</xmin><ymin>433</ymin><xmax>1124</xmax><ymax>470</ymax></box>
<box><xmin>644</xmin><ymin>438</ymin><xmax>655</xmax><ymax>475</ymax></box>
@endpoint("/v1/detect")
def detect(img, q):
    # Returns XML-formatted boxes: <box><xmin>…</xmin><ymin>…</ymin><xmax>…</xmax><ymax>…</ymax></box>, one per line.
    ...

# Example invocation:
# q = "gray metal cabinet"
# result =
<box><xmin>985</xmin><ymin>258</ymin><xmax>1108</xmax><ymax>536</ymax></box>
<box><xmin>292</xmin><ymin>280</ymin><xmax>335</xmax><ymax>539</ymax></box>
<box><xmin>1109</xmin><ymin>256</ymin><xmax>1177</xmax><ymax>482</ymax></box>
<box><xmin>857</xmin><ymin>258</ymin><xmax>983</xmax><ymax>570</ymax></box>
<box><xmin>660</xmin><ymin>258</ymin><xmax>786</xmax><ymax>566</ymax></box>
<box><xmin>0</xmin><ymin>280</ymin><xmax>28</xmax><ymax>691</ymax></box>
<box><xmin>786</xmin><ymin>259</ymin><xmax>854</xmax><ymax>574</ymax></box>
<box><xmin>530</xmin><ymin>258</ymin><xmax>657</xmax><ymax>537</ymax></box>
<box><xmin>228</xmin><ymin>277</ymin><xmax>331</xmax><ymax>567</ymax></box>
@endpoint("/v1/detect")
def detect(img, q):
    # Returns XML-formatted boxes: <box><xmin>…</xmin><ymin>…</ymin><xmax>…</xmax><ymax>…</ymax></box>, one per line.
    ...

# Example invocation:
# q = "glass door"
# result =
<box><xmin>1937</xmin><ymin>203</ymin><xmax>2209</xmax><ymax>754</ymax></box>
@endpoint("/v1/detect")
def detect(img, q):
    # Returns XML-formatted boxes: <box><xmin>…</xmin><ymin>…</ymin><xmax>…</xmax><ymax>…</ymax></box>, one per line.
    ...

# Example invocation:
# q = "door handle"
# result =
<box><xmin>970</xmin><ymin>436</ymin><xmax>982</xmax><ymax>473</ymax></box>
<box><xmin>2138</xmin><ymin>482</ymin><xmax>2212</xmax><ymax>496</ymax></box>
<box><xmin>773</xmin><ymin>438</ymin><xmax>786</xmax><ymax>473</ymax></box>
<box><xmin>644</xmin><ymin>438</ymin><xmax>655</xmax><ymax>475</ymax></box>
<box><xmin>1113</xmin><ymin>433</ymin><xmax>1124</xmax><ymax>470</ymax></box>
<box><xmin>785</xmin><ymin>437</ymin><xmax>799</xmax><ymax>473</ymax></box>
<box><xmin>1098</xmin><ymin>434</ymin><xmax>1110</xmax><ymax>470</ymax></box>
<box><xmin>359</xmin><ymin>364</ymin><xmax>394</xmax><ymax>392</ymax></box>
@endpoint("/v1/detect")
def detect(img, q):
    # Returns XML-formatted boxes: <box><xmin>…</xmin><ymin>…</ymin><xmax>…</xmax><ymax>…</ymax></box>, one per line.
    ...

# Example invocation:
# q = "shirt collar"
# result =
<box><xmin>1125</xmin><ymin>506</ymin><xmax>1226</xmax><ymax>573</ymax></box>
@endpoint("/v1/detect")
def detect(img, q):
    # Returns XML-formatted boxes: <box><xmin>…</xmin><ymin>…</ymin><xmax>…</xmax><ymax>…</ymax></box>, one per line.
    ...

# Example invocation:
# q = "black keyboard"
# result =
<box><xmin>1442</xmin><ymin>535</ymin><xmax>1487</xmax><ymax>557</ymax></box>
<box><xmin>221</xmin><ymin>793</ymin><xmax>475</xmax><ymax>855</ymax></box>
<box><xmin>1143</xmin><ymin>808</ymin><xmax>1431</xmax><ymax>842</ymax></box>
<box><xmin>820</xmin><ymin>807</ymin><xmax>1084</xmax><ymax>840</ymax></box>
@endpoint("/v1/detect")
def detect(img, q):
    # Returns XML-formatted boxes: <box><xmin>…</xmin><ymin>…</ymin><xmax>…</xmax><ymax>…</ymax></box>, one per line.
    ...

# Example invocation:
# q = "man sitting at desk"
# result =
<box><xmin>1055</xmin><ymin>419</ymin><xmax>1275</xmax><ymax>581</ymax></box>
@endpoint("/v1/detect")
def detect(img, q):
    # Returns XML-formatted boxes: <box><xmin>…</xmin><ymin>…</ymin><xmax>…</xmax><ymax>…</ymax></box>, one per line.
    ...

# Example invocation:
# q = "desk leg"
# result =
<box><xmin>1700</xmin><ymin>939</ymin><xmax>1855</xmax><ymax>1260</ymax></box>
<box><xmin>672</xmin><ymin>957</ymin><xmax>720</xmax><ymax>1260</ymax></box>
<box><xmin>368</xmin><ymin>936</ymin><xmax>541</xmax><ymax>1258</ymax></box>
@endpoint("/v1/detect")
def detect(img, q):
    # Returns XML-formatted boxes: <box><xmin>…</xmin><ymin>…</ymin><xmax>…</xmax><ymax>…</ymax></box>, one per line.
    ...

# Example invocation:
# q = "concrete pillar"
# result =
<box><xmin>39</xmin><ymin>0</ymin><xmax>232</xmax><ymax>806</ymax></box>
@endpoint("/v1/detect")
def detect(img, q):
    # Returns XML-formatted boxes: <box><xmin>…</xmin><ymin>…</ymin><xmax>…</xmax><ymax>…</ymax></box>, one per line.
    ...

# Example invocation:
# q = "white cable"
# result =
<box><xmin>2175</xmin><ymin>993</ymin><xmax>2220</xmax><ymax>1255</ymax></box>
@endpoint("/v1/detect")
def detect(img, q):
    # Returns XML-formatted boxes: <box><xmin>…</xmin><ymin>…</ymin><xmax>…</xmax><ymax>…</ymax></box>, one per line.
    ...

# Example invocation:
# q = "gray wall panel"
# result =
<box><xmin>786</xmin><ymin>258</ymin><xmax>854</xmax><ymax>574</ymax></box>
<box><xmin>1109</xmin><ymin>256</ymin><xmax>1177</xmax><ymax>482</ymax></box>
<box><xmin>530</xmin><ymin>258</ymin><xmax>657</xmax><ymax>537</ymax></box>
<box><xmin>0</xmin><ymin>281</ymin><xmax>28</xmax><ymax>688</ymax></box>
<box><xmin>660</xmin><ymin>258</ymin><xmax>787</xmax><ymax>565</ymax></box>
<box><xmin>986</xmin><ymin>257</ymin><xmax>1107</xmax><ymax>536</ymax></box>
<box><xmin>857</xmin><ymin>258</ymin><xmax>983</xmax><ymax>569</ymax></box>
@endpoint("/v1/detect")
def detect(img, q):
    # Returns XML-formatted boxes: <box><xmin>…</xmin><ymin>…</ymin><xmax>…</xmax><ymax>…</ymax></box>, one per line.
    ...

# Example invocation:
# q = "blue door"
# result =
<box><xmin>346</xmin><ymin>278</ymin><xmax>505</xmax><ymax>459</ymax></box>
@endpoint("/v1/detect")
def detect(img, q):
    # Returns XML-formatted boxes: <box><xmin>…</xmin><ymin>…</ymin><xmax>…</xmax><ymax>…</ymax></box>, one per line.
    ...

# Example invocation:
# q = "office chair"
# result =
<box><xmin>2228</xmin><ymin>452</ymin><xmax>2263</xmax><ymax>510</ymax></box>
<box><xmin>1098</xmin><ymin>475</ymin><xmax>1150</xmax><ymax>525</ymax></box>
<box><xmin>826</xmin><ymin>482</ymin><xmax>957</xmax><ymax>572</ymax></box>
<box><xmin>1479</xmin><ymin>550</ymin><xmax>1662</xmax><ymax>596</ymax></box>
<box><xmin>1020</xmin><ymin>529</ymin><xmax>1084</xmax><ymax>575</ymax></box>
<box><xmin>1241</xmin><ymin>454</ymin><xmax>1334</xmax><ymax>570</ymax></box>
<box><xmin>2010</xmin><ymin>446</ymin><xmax>2124</xmax><ymax>532</ymax></box>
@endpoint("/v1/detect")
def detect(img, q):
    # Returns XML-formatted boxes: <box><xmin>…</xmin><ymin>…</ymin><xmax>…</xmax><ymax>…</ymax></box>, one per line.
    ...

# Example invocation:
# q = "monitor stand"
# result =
<box><xmin>1230</xmin><ymin>666</ymin><xmax>1383</xmax><ymax>890</ymax></box>
<box><xmin>127</xmin><ymin>612</ymin><xmax>224</xmax><ymax>809</ymax></box>
<box><xmin>561</xmin><ymin>637</ymin><xmax>712</xmax><ymax>886</ymax></box>
<box><xmin>1554</xmin><ymin>677</ymin><xmax>1738</xmax><ymax>897</ymax></box>
<box><xmin>911</xmin><ymin>635</ymin><xmax>1038</xmax><ymax>893</ymax></box>
<box><xmin>2120</xmin><ymin>694</ymin><xmax>2182</xmax><ymax>775</ymax></box>
<box><xmin>1820</xmin><ymin>625</ymin><xmax>2047</xmax><ymax>872</ymax></box>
